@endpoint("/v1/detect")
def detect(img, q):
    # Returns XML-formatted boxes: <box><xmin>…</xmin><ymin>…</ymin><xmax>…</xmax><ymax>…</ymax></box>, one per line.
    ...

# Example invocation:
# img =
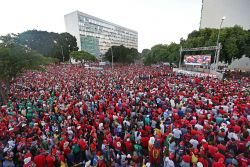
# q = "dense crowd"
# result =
<box><xmin>0</xmin><ymin>65</ymin><xmax>249</xmax><ymax>167</ymax></box>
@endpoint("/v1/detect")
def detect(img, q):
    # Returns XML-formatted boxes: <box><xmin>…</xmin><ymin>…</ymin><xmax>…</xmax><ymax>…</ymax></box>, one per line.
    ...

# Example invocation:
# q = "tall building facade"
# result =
<box><xmin>64</xmin><ymin>11</ymin><xmax>138</xmax><ymax>57</ymax></box>
<box><xmin>200</xmin><ymin>0</ymin><xmax>250</xmax><ymax>30</ymax></box>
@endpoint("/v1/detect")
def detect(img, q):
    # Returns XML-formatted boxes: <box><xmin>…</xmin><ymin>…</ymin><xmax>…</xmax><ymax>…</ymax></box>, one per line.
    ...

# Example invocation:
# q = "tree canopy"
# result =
<box><xmin>104</xmin><ymin>45</ymin><xmax>139</xmax><ymax>64</ymax></box>
<box><xmin>181</xmin><ymin>25</ymin><xmax>249</xmax><ymax>63</ymax></box>
<box><xmin>17</xmin><ymin>30</ymin><xmax>78</xmax><ymax>62</ymax></box>
<box><xmin>143</xmin><ymin>25</ymin><xmax>250</xmax><ymax>65</ymax></box>
<box><xmin>0</xmin><ymin>39</ymin><xmax>54</xmax><ymax>103</ymax></box>
<box><xmin>70</xmin><ymin>50</ymin><xmax>97</xmax><ymax>64</ymax></box>
<box><xmin>143</xmin><ymin>43</ymin><xmax>180</xmax><ymax>66</ymax></box>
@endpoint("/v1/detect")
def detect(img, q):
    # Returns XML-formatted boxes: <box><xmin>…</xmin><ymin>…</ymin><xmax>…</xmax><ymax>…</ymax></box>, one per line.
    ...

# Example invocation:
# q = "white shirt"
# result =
<box><xmin>164</xmin><ymin>157</ymin><xmax>175</xmax><ymax>167</ymax></box>
<box><xmin>173</xmin><ymin>128</ymin><xmax>182</xmax><ymax>139</ymax></box>
<box><xmin>190</xmin><ymin>139</ymin><xmax>199</xmax><ymax>148</ymax></box>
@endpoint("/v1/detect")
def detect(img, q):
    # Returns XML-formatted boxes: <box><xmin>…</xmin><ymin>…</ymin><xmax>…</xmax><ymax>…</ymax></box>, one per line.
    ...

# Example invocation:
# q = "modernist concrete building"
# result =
<box><xmin>64</xmin><ymin>11</ymin><xmax>138</xmax><ymax>57</ymax></box>
<box><xmin>200</xmin><ymin>0</ymin><xmax>250</xmax><ymax>30</ymax></box>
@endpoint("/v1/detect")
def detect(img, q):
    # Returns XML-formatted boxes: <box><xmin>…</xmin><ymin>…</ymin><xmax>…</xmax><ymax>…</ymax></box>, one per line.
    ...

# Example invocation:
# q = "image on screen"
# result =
<box><xmin>184</xmin><ymin>55</ymin><xmax>211</xmax><ymax>65</ymax></box>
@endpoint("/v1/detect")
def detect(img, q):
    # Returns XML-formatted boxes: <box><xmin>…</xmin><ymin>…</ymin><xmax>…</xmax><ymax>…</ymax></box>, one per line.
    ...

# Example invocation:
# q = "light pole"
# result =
<box><xmin>61</xmin><ymin>46</ymin><xmax>65</xmax><ymax>62</ymax></box>
<box><xmin>215</xmin><ymin>16</ymin><xmax>226</xmax><ymax>71</ymax></box>
<box><xmin>54</xmin><ymin>40</ymin><xmax>64</xmax><ymax>62</ymax></box>
<box><xmin>111</xmin><ymin>45</ymin><xmax>114</xmax><ymax>71</ymax></box>
<box><xmin>108</xmin><ymin>33</ymin><xmax>114</xmax><ymax>70</ymax></box>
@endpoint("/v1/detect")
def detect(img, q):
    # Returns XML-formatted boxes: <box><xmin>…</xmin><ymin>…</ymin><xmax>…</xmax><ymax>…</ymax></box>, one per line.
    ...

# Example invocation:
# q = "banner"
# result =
<box><xmin>184</xmin><ymin>55</ymin><xmax>211</xmax><ymax>65</ymax></box>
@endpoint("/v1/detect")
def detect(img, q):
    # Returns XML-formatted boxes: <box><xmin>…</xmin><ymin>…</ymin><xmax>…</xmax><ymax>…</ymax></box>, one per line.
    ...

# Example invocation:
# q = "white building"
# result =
<box><xmin>64</xmin><ymin>11</ymin><xmax>138</xmax><ymax>57</ymax></box>
<box><xmin>200</xmin><ymin>0</ymin><xmax>250</xmax><ymax>30</ymax></box>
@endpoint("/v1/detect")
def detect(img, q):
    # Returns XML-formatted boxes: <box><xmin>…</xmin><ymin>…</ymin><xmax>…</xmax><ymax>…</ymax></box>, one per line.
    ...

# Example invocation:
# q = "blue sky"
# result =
<box><xmin>0</xmin><ymin>0</ymin><xmax>202</xmax><ymax>51</ymax></box>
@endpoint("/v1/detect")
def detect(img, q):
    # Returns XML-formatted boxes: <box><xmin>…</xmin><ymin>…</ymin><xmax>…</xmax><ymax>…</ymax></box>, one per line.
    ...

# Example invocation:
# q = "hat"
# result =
<box><xmin>9</xmin><ymin>128</ymin><xmax>14</xmax><ymax>131</ymax></box>
<box><xmin>197</xmin><ymin>162</ymin><xmax>203</xmax><ymax>167</ymax></box>
<box><xmin>194</xmin><ymin>148</ymin><xmax>199</xmax><ymax>154</ymax></box>
<box><xmin>201</xmin><ymin>139</ymin><xmax>207</xmax><ymax>142</ymax></box>
<box><xmin>24</xmin><ymin>157</ymin><xmax>31</xmax><ymax>164</ymax></box>
<box><xmin>63</xmin><ymin>141</ymin><xmax>69</xmax><ymax>148</ymax></box>
<box><xmin>149</xmin><ymin>137</ymin><xmax>155</xmax><ymax>145</ymax></box>
<box><xmin>116</xmin><ymin>141</ymin><xmax>121</xmax><ymax>147</ymax></box>
<box><xmin>169</xmin><ymin>153</ymin><xmax>175</xmax><ymax>160</ymax></box>
<box><xmin>85</xmin><ymin>160</ymin><xmax>91</xmax><ymax>167</ymax></box>
<box><xmin>41</xmin><ymin>121</ymin><xmax>45</xmax><ymax>126</ymax></box>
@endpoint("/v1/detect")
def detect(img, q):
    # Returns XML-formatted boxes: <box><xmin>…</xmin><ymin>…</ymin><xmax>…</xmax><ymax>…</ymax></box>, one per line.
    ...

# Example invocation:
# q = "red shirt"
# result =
<box><xmin>124</xmin><ymin>141</ymin><xmax>133</xmax><ymax>153</ymax></box>
<box><xmin>78</xmin><ymin>139</ymin><xmax>87</xmax><ymax>151</ymax></box>
<box><xmin>182</xmin><ymin>154</ymin><xmax>191</xmax><ymax>163</ymax></box>
<box><xmin>34</xmin><ymin>154</ymin><xmax>46</xmax><ymax>167</ymax></box>
<box><xmin>212</xmin><ymin>161</ymin><xmax>225</xmax><ymax>167</ymax></box>
<box><xmin>140</xmin><ymin>137</ymin><xmax>149</xmax><ymax>148</ymax></box>
<box><xmin>214</xmin><ymin>152</ymin><xmax>225</xmax><ymax>161</ymax></box>
<box><xmin>46</xmin><ymin>155</ymin><xmax>55</xmax><ymax>167</ymax></box>
<box><xmin>198</xmin><ymin>157</ymin><xmax>208</xmax><ymax>167</ymax></box>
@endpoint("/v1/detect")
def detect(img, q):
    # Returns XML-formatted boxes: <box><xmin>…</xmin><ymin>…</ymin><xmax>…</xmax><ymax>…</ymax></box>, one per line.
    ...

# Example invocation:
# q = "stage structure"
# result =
<box><xmin>176</xmin><ymin>44</ymin><xmax>223</xmax><ymax>79</ymax></box>
<box><xmin>179</xmin><ymin>44</ymin><xmax>222</xmax><ymax>70</ymax></box>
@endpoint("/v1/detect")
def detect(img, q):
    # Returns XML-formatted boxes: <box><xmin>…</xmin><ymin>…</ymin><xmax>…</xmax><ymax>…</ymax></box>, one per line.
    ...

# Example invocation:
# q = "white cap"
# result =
<box><xmin>24</xmin><ymin>157</ymin><xmax>31</xmax><ymax>164</ymax></box>
<box><xmin>197</xmin><ymin>162</ymin><xmax>203</xmax><ymax>167</ymax></box>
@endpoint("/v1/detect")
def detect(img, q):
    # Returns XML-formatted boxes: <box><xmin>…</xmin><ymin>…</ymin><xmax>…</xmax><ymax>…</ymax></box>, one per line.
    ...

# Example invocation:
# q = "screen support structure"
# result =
<box><xmin>179</xmin><ymin>45</ymin><xmax>221</xmax><ymax>70</ymax></box>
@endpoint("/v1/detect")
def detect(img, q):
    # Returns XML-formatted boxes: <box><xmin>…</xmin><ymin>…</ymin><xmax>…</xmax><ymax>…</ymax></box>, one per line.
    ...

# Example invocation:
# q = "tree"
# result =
<box><xmin>104</xmin><ymin>45</ymin><xmax>139</xmax><ymax>64</ymax></box>
<box><xmin>143</xmin><ymin>43</ymin><xmax>180</xmax><ymax>66</ymax></box>
<box><xmin>141</xmin><ymin>49</ymin><xmax>150</xmax><ymax>57</ymax></box>
<box><xmin>70</xmin><ymin>51</ymin><xmax>97</xmax><ymax>65</ymax></box>
<box><xmin>0</xmin><ymin>38</ymin><xmax>51</xmax><ymax>103</ymax></box>
<box><xmin>181</xmin><ymin>26</ymin><xmax>249</xmax><ymax>63</ymax></box>
<box><xmin>17</xmin><ymin>30</ymin><xmax>78</xmax><ymax>62</ymax></box>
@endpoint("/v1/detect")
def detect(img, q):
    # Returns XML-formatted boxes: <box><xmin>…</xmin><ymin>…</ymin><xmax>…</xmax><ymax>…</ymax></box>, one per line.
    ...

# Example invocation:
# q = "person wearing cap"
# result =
<box><xmin>150</xmin><ymin>140</ymin><xmax>161</xmax><ymax>167</ymax></box>
<box><xmin>180</xmin><ymin>152</ymin><xmax>191</xmax><ymax>167</ymax></box>
<box><xmin>34</xmin><ymin>150</ymin><xmax>46</xmax><ymax>167</ymax></box>
<box><xmin>23</xmin><ymin>156</ymin><xmax>35</xmax><ymax>167</ymax></box>
<box><xmin>164</xmin><ymin>153</ymin><xmax>175</xmax><ymax>167</ymax></box>
<box><xmin>124</xmin><ymin>138</ymin><xmax>133</xmax><ymax>155</ymax></box>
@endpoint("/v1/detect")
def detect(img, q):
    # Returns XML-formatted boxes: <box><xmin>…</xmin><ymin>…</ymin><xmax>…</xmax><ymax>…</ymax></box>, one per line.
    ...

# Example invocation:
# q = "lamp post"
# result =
<box><xmin>54</xmin><ymin>40</ymin><xmax>64</xmax><ymax>62</ymax></box>
<box><xmin>215</xmin><ymin>16</ymin><xmax>226</xmax><ymax>71</ymax></box>
<box><xmin>111</xmin><ymin>45</ymin><xmax>114</xmax><ymax>71</ymax></box>
<box><xmin>108</xmin><ymin>33</ymin><xmax>114</xmax><ymax>71</ymax></box>
<box><xmin>61</xmin><ymin>46</ymin><xmax>65</xmax><ymax>62</ymax></box>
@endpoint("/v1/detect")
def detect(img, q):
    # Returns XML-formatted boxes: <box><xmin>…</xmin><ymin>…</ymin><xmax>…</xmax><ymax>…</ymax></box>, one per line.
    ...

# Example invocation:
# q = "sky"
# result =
<box><xmin>0</xmin><ymin>0</ymin><xmax>202</xmax><ymax>51</ymax></box>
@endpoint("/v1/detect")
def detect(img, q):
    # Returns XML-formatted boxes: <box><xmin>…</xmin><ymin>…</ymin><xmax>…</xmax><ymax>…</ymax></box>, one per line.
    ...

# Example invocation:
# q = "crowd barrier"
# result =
<box><xmin>173</xmin><ymin>68</ymin><xmax>223</xmax><ymax>79</ymax></box>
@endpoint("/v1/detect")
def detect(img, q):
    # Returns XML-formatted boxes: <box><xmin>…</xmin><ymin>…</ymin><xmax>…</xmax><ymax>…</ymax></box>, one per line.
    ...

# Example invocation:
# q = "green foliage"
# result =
<box><xmin>143</xmin><ymin>25</ymin><xmax>249</xmax><ymax>65</ymax></box>
<box><xmin>0</xmin><ymin>45</ymin><xmax>46</xmax><ymax>81</ymax></box>
<box><xmin>17</xmin><ymin>30</ymin><xmax>78</xmax><ymax>62</ymax></box>
<box><xmin>143</xmin><ymin>43</ymin><xmax>180</xmax><ymax>66</ymax></box>
<box><xmin>0</xmin><ymin>41</ymin><xmax>50</xmax><ymax>103</ymax></box>
<box><xmin>181</xmin><ymin>25</ymin><xmax>249</xmax><ymax>63</ymax></box>
<box><xmin>104</xmin><ymin>45</ymin><xmax>139</xmax><ymax>64</ymax></box>
<box><xmin>141</xmin><ymin>49</ymin><xmax>150</xmax><ymax>57</ymax></box>
<box><xmin>70</xmin><ymin>50</ymin><xmax>97</xmax><ymax>64</ymax></box>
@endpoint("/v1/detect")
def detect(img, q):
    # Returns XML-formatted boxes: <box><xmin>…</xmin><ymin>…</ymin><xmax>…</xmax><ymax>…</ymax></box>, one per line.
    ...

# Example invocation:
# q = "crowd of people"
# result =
<box><xmin>0</xmin><ymin>64</ymin><xmax>249</xmax><ymax>167</ymax></box>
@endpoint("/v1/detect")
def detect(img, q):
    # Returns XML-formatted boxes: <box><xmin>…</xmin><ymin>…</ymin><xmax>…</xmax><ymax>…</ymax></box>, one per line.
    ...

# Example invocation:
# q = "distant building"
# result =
<box><xmin>64</xmin><ymin>11</ymin><xmax>138</xmax><ymax>57</ymax></box>
<box><xmin>200</xmin><ymin>0</ymin><xmax>250</xmax><ymax>30</ymax></box>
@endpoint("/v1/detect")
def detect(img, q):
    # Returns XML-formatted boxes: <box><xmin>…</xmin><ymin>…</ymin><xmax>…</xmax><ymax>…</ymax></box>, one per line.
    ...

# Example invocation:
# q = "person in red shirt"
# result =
<box><xmin>33</xmin><ymin>152</ymin><xmax>46</xmax><ymax>167</ymax></box>
<box><xmin>46</xmin><ymin>153</ymin><xmax>55</xmax><ymax>167</ymax></box>
<box><xmin>181</xmin><ymin>153</ymin><xmax>191</xmax><ymax>166</ymax></box>
<box><xmin>212</xmin><ymin>158</ymin><xmax>226</xmax><ymax>167</ymax></box>
<box><xmin>124</xmin><ymin>138</ymin><xmax>133</xmax><ymax>154</ymax></box>
<box><xmin>140</xmin><ymin>136</ymin><xmax>150</xmax><ymax>149</ymax></box>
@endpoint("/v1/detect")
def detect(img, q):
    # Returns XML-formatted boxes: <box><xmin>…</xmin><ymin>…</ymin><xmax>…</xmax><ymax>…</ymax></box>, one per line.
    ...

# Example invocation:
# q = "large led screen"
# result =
<box><xmin>184</xmin><ymin>55</ymin><xmax>211</xmax><ymax>65</ymax></box>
